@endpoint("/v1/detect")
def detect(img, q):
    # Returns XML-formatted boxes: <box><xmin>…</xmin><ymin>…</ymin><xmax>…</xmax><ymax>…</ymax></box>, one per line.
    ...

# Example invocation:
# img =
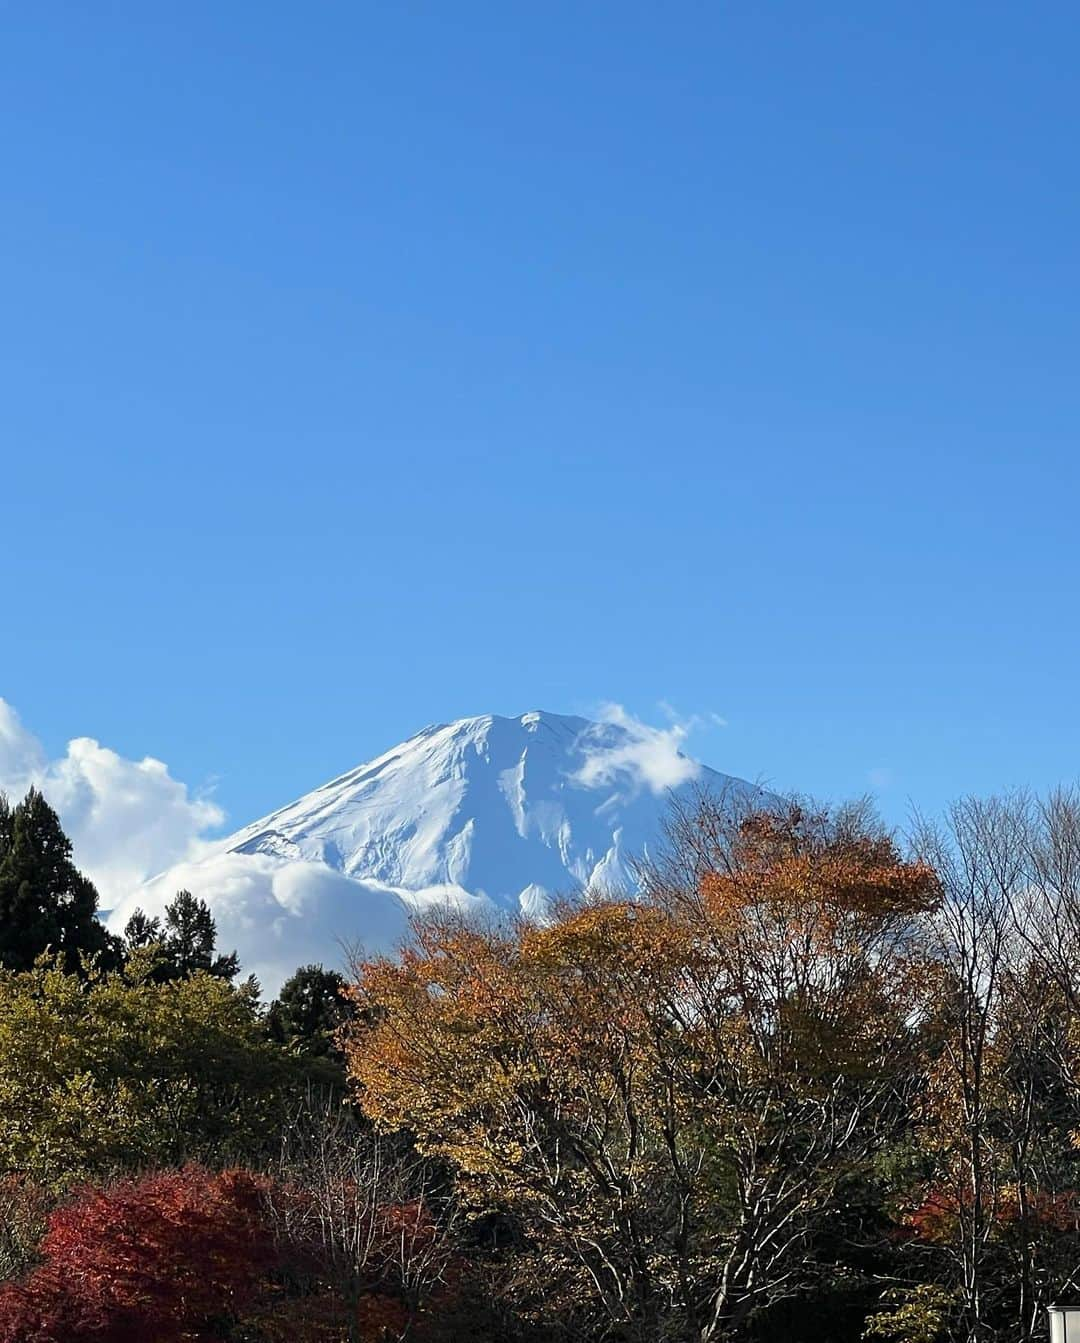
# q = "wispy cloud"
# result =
<box><xmin>657</xmin><ymin>700</ymin><xmax>727</xmax><ymax>731</ymax></box>
<box><xmin>572</xmin><ymin>702</ymin><xmax>721</xmax><ymax>796</ymax></box>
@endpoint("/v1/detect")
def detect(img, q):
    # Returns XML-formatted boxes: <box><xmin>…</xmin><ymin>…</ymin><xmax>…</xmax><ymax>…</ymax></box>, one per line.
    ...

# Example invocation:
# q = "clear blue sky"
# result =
<box><xmin>4</xmin><ymin>3</ymin><xmax>1078</xmax><ymax>831</ymax></box>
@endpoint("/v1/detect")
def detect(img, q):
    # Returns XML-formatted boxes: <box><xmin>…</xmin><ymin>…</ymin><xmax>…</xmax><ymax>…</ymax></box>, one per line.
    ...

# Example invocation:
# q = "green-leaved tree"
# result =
<box><xmin>0</xmin><ymin>954</ymin><xmax>307</xmax><ymax>1187</ymax></box>
<box><xmin>267</xmin><ymin>963</ymin><xmax>351</xmax><ymax>1060</ymax></box>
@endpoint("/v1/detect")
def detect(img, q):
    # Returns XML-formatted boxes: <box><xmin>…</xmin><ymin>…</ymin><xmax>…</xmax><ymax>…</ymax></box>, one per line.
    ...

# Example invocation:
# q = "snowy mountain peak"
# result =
<box><xmin>111</xmin><ymin>711</ymin><xmax>771</xmax><ymax>994</ymax></box>
<box><xmin>221</xmin><ymin>709</ymin><xmax>749</xmax><ymax>911</ymax></box>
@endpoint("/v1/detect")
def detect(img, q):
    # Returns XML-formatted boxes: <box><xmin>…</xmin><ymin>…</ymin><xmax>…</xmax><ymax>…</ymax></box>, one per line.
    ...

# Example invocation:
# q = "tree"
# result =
<box><xmin>0</xmin><ymin>1166</ymin><xmax>282</xmax><ymax>1342</ymax></box>
<box><xmin>874</xmin><ymin>793</ymin><xmax>1080</xmax><ymax>1343</ymax></box>
<box><xmin>0</xmin><ymin>1158</ymin><xmax>466</xmax><ymax>1343</ymax></box>
<box><xmin>0</xmin><ymin>789</ymin><xmax>115</xmax><ymax>973</ymax></box>
<box><xmin>123</xmin><ymin>889</ymin><xmax>239</xmax><ymax>982</ymax></box>
<box><xmin>905</xmin><ymin>797</ymin><xmax>1029</xmax><ymax>1343</ymax></box>
<box><xmin>0</xmin><ymin>1176</ymin><xmax>50</xmax><ymax>1284</ymax></box>
<box><xmin>267</xmin><ymin>964</ymin><xmax>351</xmax><ymax>1060</ymax></box>
<box><xmin>270</xmin><ymin>1094</ymin><xmax>463</xmax><ymax>1340</ymax></box>
<box><xmin>345</xmin><ymin>799</ymin><xmax>939</xmax><ymax>1343</ymax></box>
<box><xmin>0</xmin><ymin>955</ymin><xmax>308</xmax><ymax>1187</ymax></box>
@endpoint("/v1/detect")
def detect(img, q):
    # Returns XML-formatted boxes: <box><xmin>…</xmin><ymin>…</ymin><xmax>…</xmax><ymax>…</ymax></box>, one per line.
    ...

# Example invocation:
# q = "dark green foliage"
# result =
<box><xmin>121</xmin><ymin>907</ymin><xmax>160</xmax><ymax>951</ymax></box>
<box><xmin>0</xmin><ymin>789</ymin><xmax>116</xmax><ymax>973</ymax></box>
<box><xmin>267</xmin><ymin>963</ymin><xmax>351</xmax><ymax>1059</ymax></box>
<box><xmin>123</xmin><ymin>889</ymin><xmax>240</xmax><ymax>982</ymax></box>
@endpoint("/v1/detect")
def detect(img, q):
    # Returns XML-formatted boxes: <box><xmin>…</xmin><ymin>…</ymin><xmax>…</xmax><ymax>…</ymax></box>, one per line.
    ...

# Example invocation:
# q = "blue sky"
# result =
<box><xmin>3</xmin><ymin>2</ymin><xmax>1078</xmax><ymax>835</ymax></box>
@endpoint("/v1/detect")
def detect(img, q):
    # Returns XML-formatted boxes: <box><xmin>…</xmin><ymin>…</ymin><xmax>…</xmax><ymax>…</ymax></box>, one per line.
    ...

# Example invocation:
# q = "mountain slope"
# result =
<box><xmin>222</xmin><ymin>711</ymin><xmax>767</xmax><ymax>914</ymax></box>
<box><xmin>108</xmin><ymin>711</ymin><xmax>771</xmax><ymax>993</ymax></box>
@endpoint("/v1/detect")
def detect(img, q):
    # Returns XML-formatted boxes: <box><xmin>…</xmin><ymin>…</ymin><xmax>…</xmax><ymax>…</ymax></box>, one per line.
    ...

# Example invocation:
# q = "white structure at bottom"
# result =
<box><xmin>1048</xmin><ymin>1306</ymin><xmax>1080</xmax><ymax>1343</ymax></box>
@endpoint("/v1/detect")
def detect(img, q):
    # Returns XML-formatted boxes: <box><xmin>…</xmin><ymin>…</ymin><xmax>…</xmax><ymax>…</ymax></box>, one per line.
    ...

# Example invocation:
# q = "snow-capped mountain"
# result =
<box><xmin>222</xmin><ymin>711</ymin><xmax>766</xmax><ymax>915</ymax></box>
<box><xmin>107</xmin><ymin>711</ymin><xmax>770</xmax><ymax>994</ymax></box>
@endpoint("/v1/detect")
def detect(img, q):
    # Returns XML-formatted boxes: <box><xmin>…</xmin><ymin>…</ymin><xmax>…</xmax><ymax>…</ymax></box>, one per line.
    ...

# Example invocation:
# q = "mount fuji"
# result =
<box><xmin>106</xmin><ymin>711</ymin><xmax>771</xmax><ymax>994</ymax></box>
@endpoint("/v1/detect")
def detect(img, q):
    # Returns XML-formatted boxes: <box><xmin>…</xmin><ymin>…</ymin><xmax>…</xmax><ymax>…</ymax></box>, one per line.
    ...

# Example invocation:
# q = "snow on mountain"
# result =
<box><xmin>106</xmin><ymin>711</ymin><xmax>771</xmax><ymax>995</ymax></box>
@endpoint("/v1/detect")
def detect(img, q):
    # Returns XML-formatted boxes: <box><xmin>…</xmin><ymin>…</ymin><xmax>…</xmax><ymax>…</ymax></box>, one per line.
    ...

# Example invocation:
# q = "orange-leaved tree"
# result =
<box><xmin>344</xmin><ymin>797</ymin><xmax>939</xmax><ymax>1342</ymax></box>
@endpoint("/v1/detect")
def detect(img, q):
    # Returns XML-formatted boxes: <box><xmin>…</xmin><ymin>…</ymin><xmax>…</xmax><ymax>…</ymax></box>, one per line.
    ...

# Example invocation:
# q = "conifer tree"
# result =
<box><xmin>121</xmin><ymin>907</ymin><xmax>160</xmax><ymax>951</ymax></box>
<box><xmin>267</xmin><ymin>963</ymin><xmax>350</xmax><ymax>1058</ymax></box>
<box><xmin>123</xmin><ymin>890</ymin><xmax>239</xmax><ymax>982</ymax></box>
<box><xmin>0</xmin><ymin>788</ymin><xmax>114</xmax><ymax>972</ymax></box>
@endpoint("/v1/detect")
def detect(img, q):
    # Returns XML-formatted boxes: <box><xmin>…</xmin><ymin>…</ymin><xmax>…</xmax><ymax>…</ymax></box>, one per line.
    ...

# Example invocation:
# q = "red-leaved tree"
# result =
<box><xmin>0</xmin><ymin>1166</ymin><xmax>281</xmax><ymax>1343</ymax></box>
<box><xmin>0</xmin><ymin>1161</ymin><xmax>463</xmax><ymax>1343</ymax></box>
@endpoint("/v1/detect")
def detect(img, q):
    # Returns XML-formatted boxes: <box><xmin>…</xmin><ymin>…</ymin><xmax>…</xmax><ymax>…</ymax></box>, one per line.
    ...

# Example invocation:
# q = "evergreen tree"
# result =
<box><xmin>161</xmin><ymin>890</ymin><xmax>239</xmax><ymax>980</ymax></box>
<box><xmin>0</xmin><ymin>789</ymin><xmax>114</xmax><ymax>972</ymax></box>
<box><xmin>123</xmin><ymin>890</ymin><xmax>239</xmax><ymax>982</ymax></box>
<box><xmin>122</xmin><ymin>908</ymin><xmax>160</xmax><ymax>951</ymax></box>
<box><xmin>267</xmin><ymin>964</ymin><xmax>350</xmax><ymax>1059</ymax></box>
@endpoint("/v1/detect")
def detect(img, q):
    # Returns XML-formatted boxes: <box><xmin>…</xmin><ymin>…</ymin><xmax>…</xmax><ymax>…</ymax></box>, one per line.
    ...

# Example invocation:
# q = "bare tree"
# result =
<box><xmin>910</xmin><ymin>796</ymin><xmax>1030</xmax><ymax>1343</ymax></box>
<box><xmin>267</xmin><ymin>1092</ymin><xmax>459</xmax><ymax>1342</ymax></box>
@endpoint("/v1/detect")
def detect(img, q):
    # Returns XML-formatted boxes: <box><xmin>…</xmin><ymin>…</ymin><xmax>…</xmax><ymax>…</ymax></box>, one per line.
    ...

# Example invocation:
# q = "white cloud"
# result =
<box><xmin>106</xmin><ymin>852</ymin><xmax>413</xmax><ymax>997</ymax></box>
<box><xmin>572</xmin><ymin>703</ymin><xmax>704</xmax><ymax>795</ymax></box>
<box><xmin>658</xmin><ymin>700</ymin><xmax>728</xmax><ymax>731</ymax></box>
<box><xmin>0</xmin><ymin>697</ymin><xmax>736</xmax><ymax>996</ymax></box>
<box><xmin>0</xmin><ymin>698</ymin><xmax>223</xmax><ymax>910</ymax></box>
<box><xmin>0</xmin><ymin>699</ymin><xmax>48</xmax><ymax>796</ymax></box>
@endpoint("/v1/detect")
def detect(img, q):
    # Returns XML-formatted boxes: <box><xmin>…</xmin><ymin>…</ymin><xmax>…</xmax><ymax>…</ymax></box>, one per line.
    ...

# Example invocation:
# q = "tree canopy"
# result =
<box><xmin>0</xmin><ymin>954</ymin><xmax>306</xmax><ymax>1186</ymax></box>
<box><xmin>267</xmin><ymin>963</ymin><xmax>351</xmax><ymax>1060</ymax></box>
<box><xmin>345</xmin><ymin>802</ymin><xmax>940</xmax><ymax>1342</ymax></box>
<box><xmin>5</xmin><ymin>789</ymin><xmax>1080</xmax><ymax>1342</ymax></box>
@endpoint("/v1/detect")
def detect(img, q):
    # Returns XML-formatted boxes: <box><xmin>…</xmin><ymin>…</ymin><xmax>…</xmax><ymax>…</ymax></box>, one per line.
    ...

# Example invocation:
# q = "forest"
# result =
<box><xmin>2</xmin><ymin>782</ymin><xmax>1080</xmax><ymax>1343</ymax></box>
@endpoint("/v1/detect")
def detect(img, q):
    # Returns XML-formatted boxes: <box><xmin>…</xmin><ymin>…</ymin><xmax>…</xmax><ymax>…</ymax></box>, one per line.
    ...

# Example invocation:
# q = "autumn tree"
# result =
<box><xmin>876</xmin><ymin>793</ymin><xmax>1080</xmax><ymax>1343</ymax></box>
<box><xmin>0</xmin><ymin>1155</ymin><xmax>469</xmax><ymax>1343</ymax></box>
<box><xmin>0</xmin><ymin>1167</ymin><xmax>273</xmax><ymax>1342</ymax></box>
<box><xmin>270</xmin><ymin>1093</ymin><xmax>463</xmax><ymax>1340</ymax></box>
<box><xmin>345</xmin><ymin>798</ymin><xmax>939</xmax><ymax>1342</ymax></box>
<box><xmin>892</xmin><ymin>797</ymin><xmax>1028</xmax><ymax>1343</ymax></box>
